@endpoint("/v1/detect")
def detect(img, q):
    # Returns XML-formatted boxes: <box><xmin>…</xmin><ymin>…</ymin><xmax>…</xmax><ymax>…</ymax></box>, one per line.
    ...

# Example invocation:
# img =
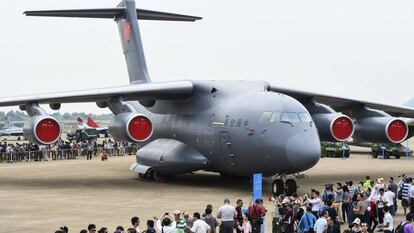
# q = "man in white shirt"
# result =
<box><xmin>375</xmin><ymin>188</ymin><xmax>389</xmax><ymax>224</ymax></box>
<box><xmin>384</xmin><ymin>185</ymin><xmax>396</xmax><ymax>216</ymax></box>
<box><xmin>314</xmin><ymin>210</ymin><xmax>328</xmax><ymax>233</ymax></box>
<box><xmin>187</xmin><ymin>212</ymin><xmax>211</xmax><ymax>233</ymax></box>
<box><xmin>308</xmin><ymin>191</ymin><xmax>323</xmax><ymax>216</ymax></box>
<box><xmin>217</xmin><ymin>199</ymin><xmax>237</xmax><ymax>233</ymax></box>
<box><xmin>379</xmin><ymin>206</ymin><xmax>393</xmax><ymax>233</ymax></box>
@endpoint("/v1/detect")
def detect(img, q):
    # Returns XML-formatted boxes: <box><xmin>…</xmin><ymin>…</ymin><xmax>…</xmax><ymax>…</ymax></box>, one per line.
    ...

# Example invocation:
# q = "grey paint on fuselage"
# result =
<box><xmin>129</xmin><ymin>80</ymin><xmax>321</xmax><ymax>177</ymax></box>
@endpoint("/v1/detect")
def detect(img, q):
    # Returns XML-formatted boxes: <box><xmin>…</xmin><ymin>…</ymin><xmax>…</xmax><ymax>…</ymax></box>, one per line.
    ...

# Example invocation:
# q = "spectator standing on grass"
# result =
<box><xmin>88</xmin><ymin>224</ymin><xmax>97</xmax><ymax>233</ymax></box>
<box><xmin>235</xmin><ymin>199</ymin><xmax>244</xmax><ymax>233</ymax></box>
<box><xmin>217</xmin><ymin>199</ymin><xmax>237</xmax><ymax>233</ymax></box>
<box><xmin>237</xmin><ymin>213</ymin><xmax>252</xmax><ymax>233</ymax></box>
<box><xmin>308</xmin><ymin>190</ymin><xmax>323</xmax><ymax>217</ymax></box>
<box><xmin>389</xmin><ymin>177</ymin><xmax>398</xmax><ymax>212</ymax></box>
<box><xmin>248</xmin><ymin>199</ymin><xmax>266</xmax><ymax>233</ymax></box>
<box><xmin>184</xmin><ymin>212</ymin><xmax>194</xmax><ymax>228</ymax></box>
<box><xmin>143</xmin><ymin>220</ymin><xmax>156</xmax><ymax>233</ymax></box>
<box><xmin>342</xmin><ymin>185</ymin><xmax>350</xmax><ymax>224</ymax></box>
<box><xmin>314</xmin><ymin>210</ymin><xmax>328</xmax><ymax>233</ymax></box>
<box><xmin>186</xmin><ymin>212</ymin><xmax>211</xmax><ymax>233</ymax></box>
<box><xmin>326</xmin><ymin>216</ymin><xmax>340</xmax><ymax>233</ymax></box>
<box><xmin>131</xmin><ymin>216</ymin><xmax>140</xmax><ymax>233</ymax></box>
<box><xmin>353</xmin><ymin>194</ymin><xmax>367</xmax><ymax>223</ymax></box>
<box><xmin>334</xmin><ymin>183</ymin><xmax>344</xmax><ymax>223</ymax></box>
<box><xmin>298</xmin><ymin>205</ymin><xmax>317</xmax><ymax>233</ymax></box>
<box><xmin>378</xmin><ymin>206</ymin><xmax>393</xmax><ymax>233</ymax></box>
<box><xmin>203</xmin><ymin>207</ymin><xmax>218</xmax><ymax>233</ymax></box>
<box><xmin>115</xmin><ymin>226</ymin><xmax>125</xmax><ymax>233</ymax></box>
<box><xmin>155</xmin><ymin>214</ymin><xmax>176</xmax><ymax>233</ymax></box>
<box><xmin>400</xmin><ymin>177</ymin><xmax>411</xmax><ymax>215</ymax></box>
<box><xmin>384</xmin><ymin>185</ymin><xmax>396</xmax><ymax>216</ymax></box>
<box><xmin>376</xmin><ymin>188</ymin><xmax>389</xmax><ymax>224</ymax></box>
<box><xmin>97</xmin><ymin>227</ymin><xmax>108</xmax><ymax>233</ymax></box>
<box><xmin>351</xmin><ymin>218</ymin><xmax>362</xmax><ymax>233</ymax></box>
<box><xmin>409</xmin><ymin>178</ymin><xmax>414</xmax><ymax>214</ymax></box>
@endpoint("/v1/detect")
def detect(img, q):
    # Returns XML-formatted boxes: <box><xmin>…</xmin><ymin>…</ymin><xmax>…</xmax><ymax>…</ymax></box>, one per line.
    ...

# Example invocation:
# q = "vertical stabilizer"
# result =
<box><xmin>116</xmin><ymin>0</ymin><xmax>150</xmax><ymax>84</ymax></box>
<box><xmin>24</xmin><ymin>0</ymin><xmax>202</xmax><ymax>85</ymax></box>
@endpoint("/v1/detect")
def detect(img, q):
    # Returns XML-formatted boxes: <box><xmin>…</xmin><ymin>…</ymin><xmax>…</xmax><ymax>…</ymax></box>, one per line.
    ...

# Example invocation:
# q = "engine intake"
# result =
<box><xmin>23</xmin><ymin>116</ymin><xmax>61</xmax><ymax>145</ymax></box>
<box><xmin>312</xmin><ymin>113</ymin><xmax>354</xmax><ymax>142</ymax></box>
<box><xmin>354</xmin><ymin>117</ymin><xmax>408</xmax><ymax>143</ymax></box>
<box><xmin>109</xmin><ymin>113</ymin><xmax>153</xmax><ymax>142</ymax></box>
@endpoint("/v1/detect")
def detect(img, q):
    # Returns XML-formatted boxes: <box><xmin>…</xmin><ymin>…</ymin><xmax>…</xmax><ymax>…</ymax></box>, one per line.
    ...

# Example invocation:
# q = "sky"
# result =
<box><xmin>1</xmin><ymin>0</ymin><xmax>414</xmax><ymax>114</ymax></box>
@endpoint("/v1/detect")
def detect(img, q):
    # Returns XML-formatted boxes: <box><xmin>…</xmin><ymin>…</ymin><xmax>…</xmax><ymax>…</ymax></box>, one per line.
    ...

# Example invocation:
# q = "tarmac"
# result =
<box><xmin>0</xmin><ymin>151</ymin><xmax>413</xmax><ymax>233</ymax></box>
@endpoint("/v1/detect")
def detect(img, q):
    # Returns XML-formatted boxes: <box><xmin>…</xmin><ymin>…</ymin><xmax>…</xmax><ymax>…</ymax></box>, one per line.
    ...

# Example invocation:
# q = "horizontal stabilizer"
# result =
<box><xmin>24</xmin><ymin>8</ymin><xmax>202</xmax><ymax>21</ymax></box>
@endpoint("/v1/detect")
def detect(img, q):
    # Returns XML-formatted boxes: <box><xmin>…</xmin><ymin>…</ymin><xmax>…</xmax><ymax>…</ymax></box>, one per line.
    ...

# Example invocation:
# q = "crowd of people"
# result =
<box><xmin>271</xmin><ymin>175</ymin><xmax>414</xmax><ymax>233</ymax></box>
<box><xmin>52</xmin><ymin>175</ymin><xmax>414</xmax><ymax>233</ymax></box>
<box><xmin>0</xmin><ymin>138</ymin><xmax>137</xmax><ymax>162</ymax></box>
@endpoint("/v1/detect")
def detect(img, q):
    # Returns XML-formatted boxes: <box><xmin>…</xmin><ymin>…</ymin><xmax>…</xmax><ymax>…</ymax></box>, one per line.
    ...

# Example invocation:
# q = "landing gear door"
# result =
<box><xmin>219</xmin><ymin>131</ymin><xmax>236</xmax><ymax>166</ymax></box>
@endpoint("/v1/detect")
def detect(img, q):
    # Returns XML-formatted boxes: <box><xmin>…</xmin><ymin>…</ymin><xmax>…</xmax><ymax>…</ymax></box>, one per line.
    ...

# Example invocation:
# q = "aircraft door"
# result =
<box><xmin>219</xmin><ymin>131</ymin><xmax>236</xmax><ymax>166</ymax></box>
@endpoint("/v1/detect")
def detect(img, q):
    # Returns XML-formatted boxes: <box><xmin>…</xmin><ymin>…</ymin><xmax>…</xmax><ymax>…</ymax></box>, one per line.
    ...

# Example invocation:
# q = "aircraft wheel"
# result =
<box><xmin>345</xmin><ymin>151</ymin><xmax>350</xmax><ymax>158</ymax></box>
<box><xmin>145</xmin><ymin>168</ymin><xmax>157</xmax><ymax>181</ymax></box>
<box><xmin>372</xmin><ymin>152</ymin><xmax>378</xmax><ymax>158</ymax></box>
<box><xmin>393</xmin><ymin>151</ymin><xmax>400</xmax><ymax>159</ymax></box>
<box><xmin>384</xmin><ymin>152</ymin><xmax>390</xmax><ymax>159</ymax></box>
<box><xmin>285</xmin><ymin>179</ymin><xmax>297</xmax><ymax>196</ymax></box>
<box><xmin>272</xmin><ymin>179</ymin><xmax>284</xmax><ymax>196</ymax></box>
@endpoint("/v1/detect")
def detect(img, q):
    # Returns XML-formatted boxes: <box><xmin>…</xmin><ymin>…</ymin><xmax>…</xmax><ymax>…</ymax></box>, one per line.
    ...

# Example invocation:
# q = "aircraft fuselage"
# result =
<box><xmin>130</xmin><ymin>80</ymin><xmax>321</xmax><ymax>177</ymax></box>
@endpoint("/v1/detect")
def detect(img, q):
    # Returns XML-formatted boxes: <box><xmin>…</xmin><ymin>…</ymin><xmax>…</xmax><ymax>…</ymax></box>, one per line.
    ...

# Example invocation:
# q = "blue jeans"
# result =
<box><xmin>389</xmin><ymin>205</ymin><xmax>396</xmax><ymax>216</ymax></box>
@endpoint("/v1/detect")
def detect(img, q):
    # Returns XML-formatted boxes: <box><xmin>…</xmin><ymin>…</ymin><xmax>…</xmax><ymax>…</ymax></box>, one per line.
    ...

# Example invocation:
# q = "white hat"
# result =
<box><xmin>174</xmin><ymin>210</ymin><xmax>181</xmax><ymax>215</ymax></box>
<box><xmin>353</xmin><ymin>218</ymin><xmax>361</xmax><ymax>225</ymax></box>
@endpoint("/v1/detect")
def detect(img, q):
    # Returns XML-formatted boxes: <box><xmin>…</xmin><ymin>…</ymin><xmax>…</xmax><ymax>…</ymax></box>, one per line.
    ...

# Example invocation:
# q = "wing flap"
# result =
<box><xmin>0</xmin><ymin>81</ymin><xmax>193</xmax><ymax>107</ymax></box>
<box><xmin>268</xmin><ymin>85</ymin><xmax>414</xmax><ymax>118</ymax></box>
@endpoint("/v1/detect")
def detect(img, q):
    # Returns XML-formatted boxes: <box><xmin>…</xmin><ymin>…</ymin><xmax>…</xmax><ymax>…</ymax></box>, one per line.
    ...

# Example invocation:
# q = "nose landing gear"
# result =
<box><xmin>272</xmin><ymin>177</ymin><xmax>297</xmax><ymax>196</ymax></box>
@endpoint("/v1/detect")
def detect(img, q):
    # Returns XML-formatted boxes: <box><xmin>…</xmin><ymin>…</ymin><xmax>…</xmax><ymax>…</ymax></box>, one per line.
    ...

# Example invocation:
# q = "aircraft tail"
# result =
<box><xmin>87</xmin><ymin>117</ymin><xmax>99</xmax><ymax>128</ymax></box>
<box><xmin>24</xmin><ymin>0</ymin><xmax>201</xmax><ymax>85</ymax></box>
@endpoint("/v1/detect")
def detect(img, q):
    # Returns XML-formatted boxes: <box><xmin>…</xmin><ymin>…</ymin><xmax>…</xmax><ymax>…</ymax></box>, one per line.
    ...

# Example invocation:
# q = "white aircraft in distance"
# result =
<box><xmin>0</xmin><ymin>118</ymin><xmax>23</xmax><ymax>136</ymax></box>
<box><xmin>77</xmin><ymin>117</ymin><xmax>109</xmax><ymax>135</ymax></box>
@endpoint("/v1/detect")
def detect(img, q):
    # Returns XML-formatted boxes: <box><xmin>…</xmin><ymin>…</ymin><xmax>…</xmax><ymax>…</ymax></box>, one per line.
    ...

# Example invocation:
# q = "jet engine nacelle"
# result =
<box><xmin>23</xmin><ymin>116</ymin><xmax>61</xmax><ymax>145</ymax></box>
<box><xmin>312</xmin><ymin>113</ymin><xmax>354</xmax><ymax>142</ymax></box>
<box><xmin>353</xmin><ymin>117</ymin><xmax>408</xmax><ymax>143</ymax></box>
<box><xmin>109</xmin><ymin>113</ymin><xmax>153</xmax><ymax>143</ymax></box>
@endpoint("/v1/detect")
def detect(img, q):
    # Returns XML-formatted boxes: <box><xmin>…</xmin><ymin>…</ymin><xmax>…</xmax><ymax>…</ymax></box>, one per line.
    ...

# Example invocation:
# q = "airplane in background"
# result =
<box><xmin>1</xmin><ymin>0</ymin><xmax>414</xmax><ymax>195</ymax></box>
<box><xmin>0</xmin><ymin>118</ymin><xmax>23</xmax><ymax>136</ymax></box>
<box><xmin>76</xmin><ymin>117</ymin><xmax>109</xmax><ymax>136</ymax></box>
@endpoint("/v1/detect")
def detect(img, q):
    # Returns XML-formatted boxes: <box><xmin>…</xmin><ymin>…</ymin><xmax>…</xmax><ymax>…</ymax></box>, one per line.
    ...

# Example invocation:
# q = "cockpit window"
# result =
<box><xmin>270</xmin><ymin>112</ymin><xmax>282</xmax><ymax>122</ymax></box>
<box><xmin>281</xmin><ymin>112</ymin><xmax>301</xmax><ymax>123</ymax></box>
<box><xmin>259</xmin><ymin>112</ymin><xmax>273</xmax><ymax>123</ymax></box>
<box><xmin>298</xmin><ymin>112</ymin><xmax>312</xmax><ymax>123</ymax></box>
<box><xmin>261</xmin><ymin>112</ymin><xmax>311</xmax><ymax>124</ymax></box>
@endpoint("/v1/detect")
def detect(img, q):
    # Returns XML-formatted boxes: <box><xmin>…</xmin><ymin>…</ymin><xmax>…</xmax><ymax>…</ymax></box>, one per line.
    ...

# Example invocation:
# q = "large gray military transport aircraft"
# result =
<box><xmin>1</xmin><ymin>0</ymin><xmax>414</xmax><ymax>195</ymax></box>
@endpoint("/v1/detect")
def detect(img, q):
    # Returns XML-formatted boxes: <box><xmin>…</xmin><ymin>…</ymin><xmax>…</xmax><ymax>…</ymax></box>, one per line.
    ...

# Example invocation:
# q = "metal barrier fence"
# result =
<box><xmin>0</xmin><ymin>146</ymin><xmax>138</xmax><ymax>163</ymax></box>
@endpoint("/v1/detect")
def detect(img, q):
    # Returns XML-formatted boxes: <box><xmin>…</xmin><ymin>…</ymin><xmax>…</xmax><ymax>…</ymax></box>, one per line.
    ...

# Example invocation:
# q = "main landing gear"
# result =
<box><xmin>138</xmin><ymin>168</ymin><xmax>175</xmax><ymax>182</ymax></box>
<box><xmin>272</xmin><ymin>176</ymin><xmax>298</xmax><ymax>196</ymax></box>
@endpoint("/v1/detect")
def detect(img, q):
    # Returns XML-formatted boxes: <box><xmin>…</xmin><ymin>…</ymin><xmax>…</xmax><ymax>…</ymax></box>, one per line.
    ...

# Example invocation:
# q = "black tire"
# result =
<box><xmin>393</xmin><ymin>151</ymin><xmax>400</xmax><ymax>159</ymax></box>
<box><xmin>372</xmin><ymin>152</ymin><xmax>378</xmax><ymax>158</ymax></box>
<box><xmin>285</xmin><ymin>179</ymin><xmax>297</xmax><ymax>196</ymax></box>
<box><xmin>345</xmin><ymin>151</ymin><xmax>350</xmax><ymax>158</ymax></box>
<box><xmin>145</xmin><ymin>168</ymin><xmax>157</xmax><ymax>181</ymax></box>
<box><xmin>272</xmin><ymin>179</ymin><xmax>284</xmax><ymax>196</ymax></box>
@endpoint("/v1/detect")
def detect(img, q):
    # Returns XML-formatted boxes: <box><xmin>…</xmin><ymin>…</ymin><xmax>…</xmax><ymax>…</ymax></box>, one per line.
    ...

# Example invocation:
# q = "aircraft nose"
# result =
<box><xmin>286</xmin><ymin>132</ymin><xmax>321</xmax><ymax>172</ymax></box>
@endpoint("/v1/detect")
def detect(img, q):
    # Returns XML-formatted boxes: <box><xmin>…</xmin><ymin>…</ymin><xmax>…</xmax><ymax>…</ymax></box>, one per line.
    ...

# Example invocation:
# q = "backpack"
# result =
<box><xmin>397</xmin><ymin>189</ymin><xmax>403</xmax><ymax>200</ymax></box>
<box><xmin>395</xmin><ymin>222</ymin><xmax>409</xmax><ymax>233</ymax></box>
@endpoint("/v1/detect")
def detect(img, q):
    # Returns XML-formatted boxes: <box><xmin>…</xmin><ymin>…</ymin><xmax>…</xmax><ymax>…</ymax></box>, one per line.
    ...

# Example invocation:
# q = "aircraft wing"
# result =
<box><xmin>268</xmin><ymin>85</ymin><xmax>414</xmax><ymax>118</ymax></box>
<box><xmin>0</xmin><ymin>81</ymin><xmax>193</xmax><ymax>107</ymax></box>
